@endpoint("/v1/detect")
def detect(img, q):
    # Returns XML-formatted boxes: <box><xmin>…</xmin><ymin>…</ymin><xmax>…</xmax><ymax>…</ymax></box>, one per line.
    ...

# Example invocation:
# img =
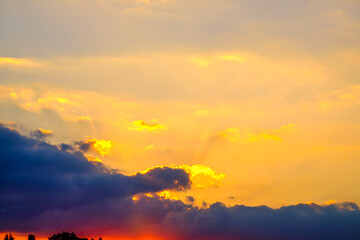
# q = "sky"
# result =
<box><xmin>1</xmin><ymin>0</ymin><xmax>360</xmax><ymax>239</ymax></box>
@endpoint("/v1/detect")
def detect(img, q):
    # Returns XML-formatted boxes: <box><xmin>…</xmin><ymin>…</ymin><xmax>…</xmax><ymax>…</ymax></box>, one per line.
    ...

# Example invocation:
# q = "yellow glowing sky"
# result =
<box><xmin>1</xmin><ymin>0</ymin><xmax>360</xmax><ymax>208</ymax></box>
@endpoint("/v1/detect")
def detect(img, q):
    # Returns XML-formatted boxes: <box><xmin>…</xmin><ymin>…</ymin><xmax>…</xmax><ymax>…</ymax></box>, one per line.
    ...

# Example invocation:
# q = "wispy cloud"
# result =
<box><xmin>128</xmin><ymin>120</ymin><xmax>165</xmax><ymax>132</ymax></box>
<box><xmin>0</xmin><ymin>57</ymin><xmax>41</xmax><ymax>67</ymax></box>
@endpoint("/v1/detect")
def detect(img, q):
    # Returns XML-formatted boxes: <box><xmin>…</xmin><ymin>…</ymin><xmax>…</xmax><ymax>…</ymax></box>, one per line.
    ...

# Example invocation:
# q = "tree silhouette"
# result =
<box><xmin>2</xmin><ymin>232</ymin><xmax>101</xmax><ymax>240</ymax></box>
<box><xmin>4</xmin><ymin>233</ymin><xmax>15</xmax><ymax>240</ymax></box>
<box><xmin>28</xmin><ymin>234</ymin><xmax>35</xmax><ymax>240</ymax></box>
<box><xmin>4</xmin><ymin>234</ymin><xmax>14</xmax><ymax>240</ymax></box>
<box><xmin>48</xmin><ymin>232</ymin><xmax>88</xmax><ymax>240</ymax></box>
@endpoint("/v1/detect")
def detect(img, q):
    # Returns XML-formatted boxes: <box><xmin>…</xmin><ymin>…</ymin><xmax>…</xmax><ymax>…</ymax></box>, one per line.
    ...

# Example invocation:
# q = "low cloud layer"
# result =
<box><xmin>1</xmin><ymin>125</ymin><xmax>360</xmax><ymax>239</ymax></box>
<box><xmin>0</xmin><ymin>125</ymin><xmax>190</xmax><ymax>231</ymax></box>
<box><xmin>166</xmin><ymin>201</ymin><xmax>360</xmax><ymax>240</ymax></box>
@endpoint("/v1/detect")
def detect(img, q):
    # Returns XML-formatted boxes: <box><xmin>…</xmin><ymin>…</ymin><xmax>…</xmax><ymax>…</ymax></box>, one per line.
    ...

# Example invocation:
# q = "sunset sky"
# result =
<box><xmin>1</xmin><ymin>0</ymin><xmax>360</xmax><ymax>239</ymax></box>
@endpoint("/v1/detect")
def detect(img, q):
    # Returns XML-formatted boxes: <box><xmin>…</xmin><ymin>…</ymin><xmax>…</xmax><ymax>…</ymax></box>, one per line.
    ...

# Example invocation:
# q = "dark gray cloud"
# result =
<box><xmin>1</xmin><ymin>125</ymin><xmax>360</xmax><ymax>239</ymax></box>
<box><xmin>30</xmin><ymin>129</ymin><xmax>53</xmax><ymax>140</ymax></box>
<box><xmin>59</xmin><ymin>143</ymin><xmax>74</xmax><ymax>151</ymax></box>
<box><xmin>75</xmin><ymin>140</ymin><xmax>92</xmax><ymax>152</ymax></box>
<box><xmin>17</xmin><ymin>195</ymin><xmax>360</xmax><ymax>240</ymax></box>
<box><xmin>186</xmin><ymin>195</ymin><xmax>195</xmax><ymax>203</ymax></box>
<box><xmin>0</xmin><ymin>125</ymin><xmax>190</xmax><ymax>231</ymax></box>
<box><xmin>164</xmin><ymin>201</ymin><xmax>360</xmax><ymax>240</ymax></box>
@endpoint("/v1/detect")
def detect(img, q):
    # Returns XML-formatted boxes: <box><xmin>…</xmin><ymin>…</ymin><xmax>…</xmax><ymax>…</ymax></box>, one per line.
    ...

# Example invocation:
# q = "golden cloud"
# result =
<box><xmin>128</xmin><ymin>120</ymin><xmax>165</xmax><ymax>132</ymax></box>
<box><xmin>219</xmin><ymin>123</ymin><xmax>297</xmax><ymax>142</ymax></box>
<box><xmin>75</xmin><ymin>116</ymin><xmax>92</xmax><ymax>121</ymax></box>
<box><xmin>38</xmin><ymin>128</ymin><xmax>53</xmax><ymax>135</ymax></box>
<box><xmin>318</xmin><ymin>84</ymin><xmax>360</xmax><ymax>111</ymax></box>
<box><xmin>0</xmin><ymin>57</ymin><xmax>41</xmax><ymax>67</ymax></box>
<box><xmin>84</xmin><ymin>154</ymin><xmax>103</xmax><ymax>163</ymax></box>
<box><xmin>134</xmin><ymin>0</ymin><xmax>169</xmax><ymax>5</ymax></box>
<box><xmin>81</xmin><ymin>137</ymin><xmax>113</xmax><ymax>156</ymax></box>
<box><xmin>138</xmin><ymin>164</ymin><xmax>226</xmax><ymax>189</ymax></box>
<box><xmin>0</xmin><ymin>86</ymin><xmax>82</xmax><ymax>114</ymax></box>
<box><xmin>131</xmin><ymin>164</ymin><xmax>225</xmax><ymax>203</ymax></box>
<box><xmin>220</xmin><ymin>55</ymin><xmax>246</xmax><ymax>62</ymax></box>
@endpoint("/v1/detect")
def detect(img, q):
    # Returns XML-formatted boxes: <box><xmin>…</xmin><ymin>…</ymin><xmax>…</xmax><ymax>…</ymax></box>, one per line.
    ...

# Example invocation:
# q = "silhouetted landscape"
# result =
<box><xmin>3</xmin><ymin>233</ymin><xmax>102</xmax><ymax>240</ymax></box>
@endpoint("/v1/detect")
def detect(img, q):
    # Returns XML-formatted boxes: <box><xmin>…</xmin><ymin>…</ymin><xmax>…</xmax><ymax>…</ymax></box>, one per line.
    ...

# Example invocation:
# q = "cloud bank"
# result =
<box><xmin>0</xmin><ymin>125</ymin><xmax>190</xmax><ymax>231</ymax></box>
<box><xmin>1</xmin><ymin>125</ymin><xmax>360</xmax><ymax>239</ymax></box>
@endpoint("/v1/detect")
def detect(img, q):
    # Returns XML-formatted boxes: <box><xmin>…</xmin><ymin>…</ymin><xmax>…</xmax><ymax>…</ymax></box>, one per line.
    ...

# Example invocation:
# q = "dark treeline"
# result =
<box><xmin>3</xmin><ymin>232</ymin><xmax>102</xmax><ymax>240</ymax></box>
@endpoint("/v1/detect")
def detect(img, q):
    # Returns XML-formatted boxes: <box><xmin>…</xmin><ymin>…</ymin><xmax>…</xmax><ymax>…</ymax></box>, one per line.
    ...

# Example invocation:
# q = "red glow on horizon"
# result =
<box><xmin>0</xmin><ymin>232</ymin><xmax>168</xmax><ymax>240</ymax></box>
<box><xmin>101</xmin><ymin>233</ymin><xmax>167</xmax><ymax>240</ymax></box>
<box><xmin>104</xmin><ymin>236</ymin><xmax>165</xmax><ymax>240</ymax></box>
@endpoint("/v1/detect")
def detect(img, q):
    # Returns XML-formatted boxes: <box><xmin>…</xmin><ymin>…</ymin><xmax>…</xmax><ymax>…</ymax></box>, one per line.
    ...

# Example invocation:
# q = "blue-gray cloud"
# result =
<box><xmin>20</xmin><ymin>195</ymin><xmax>360</xmax><ymax>240</ymax></box>
<box><xmin>29</xmin><ymin>129</ymin><xmax>53</xmax><ymax>140</ymax></box>
<box><xmin>1</xmin><ymin>125</ymin><xmax>360</xmax><ymax>239</ymax></box>
<box><xmin>164</xmin><ymin>201</ymin><xmax>360</xmax><ymax>240</ymax></box>
<box><xmin>0</xmin><ymin>124</ymin><xmax>190</xmax><ymax>231</ymax></box>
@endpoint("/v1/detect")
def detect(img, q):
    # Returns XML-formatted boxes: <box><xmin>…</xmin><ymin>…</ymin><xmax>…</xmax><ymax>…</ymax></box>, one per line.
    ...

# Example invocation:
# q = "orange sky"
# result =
<box><xmin>1</xmin><ymin>0</ymin><xmax>360</xmax><ymax>239</ymax></box>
